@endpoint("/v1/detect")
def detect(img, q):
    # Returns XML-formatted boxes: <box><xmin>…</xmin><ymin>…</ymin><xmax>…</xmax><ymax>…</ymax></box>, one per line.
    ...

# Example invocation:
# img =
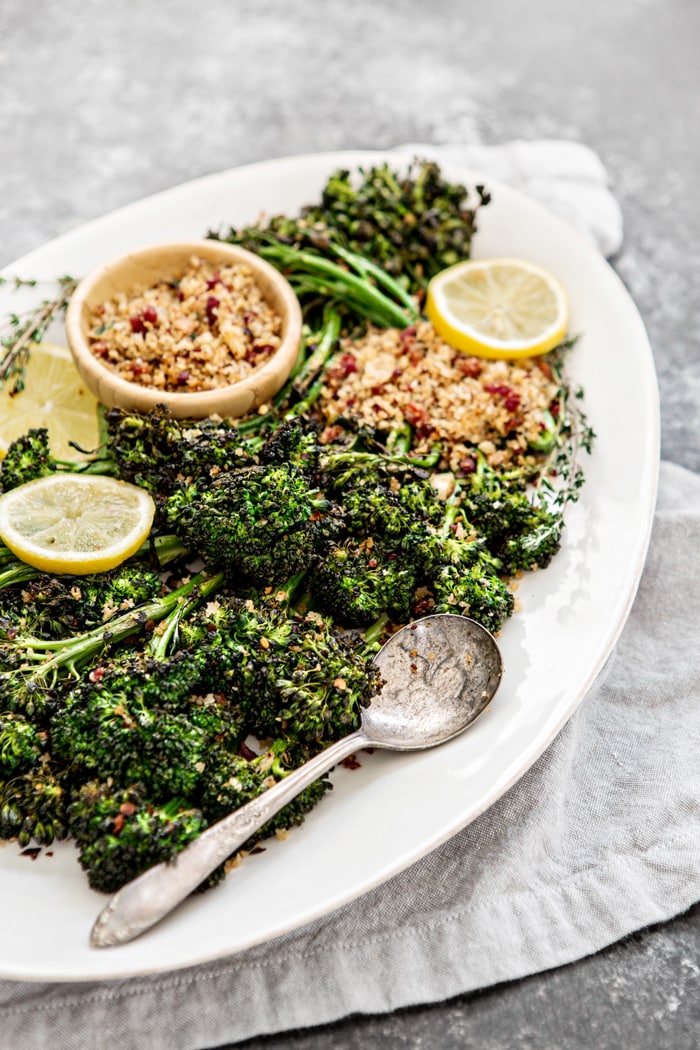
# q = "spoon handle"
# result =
<box><xmin>90</xmin><ymin>728</ymin><xmax>370</xmax><ymax>948</ymax></box>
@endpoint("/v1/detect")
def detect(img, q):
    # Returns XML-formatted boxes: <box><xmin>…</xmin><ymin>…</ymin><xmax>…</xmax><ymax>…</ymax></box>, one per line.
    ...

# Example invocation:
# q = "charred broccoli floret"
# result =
<box><xmin>0</xmin><ymin>428</ymin><xmax>52</xmax><ymax>491</ymax></box>
<box><xmin>51</xmin><ymin>649</ymin><xmax>242</xmax><ymax>799</ymax></box>
<box><xmin>67</xmin><ymin>781</ymin><xmax>207</xmax><ymax>893</ymax></box>
<box><xmin>0</xmin><ymin>761</ymin><xmax>68</xmax><ymax>846</ymax></box>
<box><xmin>166</xmin><ymin>463</ymin><xmax>333</xmax><ymax>586</ymax></box>
<box><xmin>463</xmin><ymin>453</ymin><xmax>562</xmax><ymax>573</ymax></box>
<box><xmin>431</xmin><ymin>561</ymin><xmax>514</xmax><ymax>635</ymax></box>
<box><xmin>0</xmin><ymin>564</ymin><xmax>166</xmax><ymax>641</ymax></box>
<box><xmin>200</xmin><ymin>737</ymin><xmax>331</xmax><ymax>826</ymax></box>
<box><xmin>0</xmin><ymin>712</ymin><xmax>45</xmax><ymax>777</ymax></box>
<box><xmin>180</xmin><ymin>594</ymin><xmax>382</xmax><ymax>745</ymax></box>
<box><xmin>104</xmin><ymin>407</ymin><xmax>258</xmax><ymax>498</ymax></box>
<box><xmin>311</xmin><ymin>538</ymin><xmax>416</xmax><ymax>626</ymax></box>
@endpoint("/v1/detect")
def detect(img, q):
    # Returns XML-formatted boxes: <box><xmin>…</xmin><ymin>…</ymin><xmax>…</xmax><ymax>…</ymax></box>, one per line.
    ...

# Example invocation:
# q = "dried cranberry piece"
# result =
<box><xmin>205</xmin><ymin>296</ymin><xmax>220</xmax><ymax>327</ymax></box>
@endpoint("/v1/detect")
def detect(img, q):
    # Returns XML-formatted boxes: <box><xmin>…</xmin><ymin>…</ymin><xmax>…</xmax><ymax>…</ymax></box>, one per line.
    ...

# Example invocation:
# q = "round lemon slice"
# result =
<box><xmin>0</xmin><ymin>474</ymin><xmax>155</xmax><ymax>574</ymax></box>
<box><xmin>425</xmin><ymin>258</ymin><xmax>569</xmax><ymax>359</ymax></box>
<box><xmin>0</xmin><ymin>342</ymin><xmax>100</xmax><ymax>461</ymax></box>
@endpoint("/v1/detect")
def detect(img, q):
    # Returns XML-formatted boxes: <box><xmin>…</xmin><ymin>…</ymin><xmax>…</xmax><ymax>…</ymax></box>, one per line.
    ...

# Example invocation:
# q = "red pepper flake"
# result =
<box><xmin>410</xmin><ymin>663</ymin><xmax>418</xmax><ymax>673</ymax></box>
<box><xmin>89</xmin><ymin>666</ymin><xmax>106</xmax><ymax>683</ymax></box>
<box><xmin>328</xmin><ymin>353</ymin><xmax>358</xmax><ymax>380</ymax></box>
<box><xmin>404</xmin><ymin>402</ymin><xmax>432</xmax><ymax>438</ymax></box>
<box><xmin>412</xmin><ymin>595</ymin><xmax>434</xmax><ymax>616</ymax></box>
<box><xmin>550</xmin><ymin>400</ymin><xmax>560</xmax><ymax>417</ymax></box>
<box><xmin>320</xmin><ymin>425</ymin><xmax>344</xmax><ymax>444</ymax></box>
<box><xmin>20</xmin><ymin>847</ymin><xmax>41</xmax><ymax>860</ymax></box>
<box><xmin>456</xmin><ymin>356</ymin><xmax>482</xmax><ymax>378</ymax></box>
<box><xmin>176</xmin><ymin>371</ymin><xmax>190</xmax><ymax>385</ymax></box>
<box><xmin>341</xmin><ymin>754</ymin><xmax>362</xmax><ymax>770</ymax></box>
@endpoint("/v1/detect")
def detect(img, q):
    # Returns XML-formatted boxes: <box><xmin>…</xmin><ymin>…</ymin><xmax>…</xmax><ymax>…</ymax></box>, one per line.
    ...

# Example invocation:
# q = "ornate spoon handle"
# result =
<box><xmin>90</xmin><ymin>728</ymin><xmax>369</xmax><ymax>948</ymax></box>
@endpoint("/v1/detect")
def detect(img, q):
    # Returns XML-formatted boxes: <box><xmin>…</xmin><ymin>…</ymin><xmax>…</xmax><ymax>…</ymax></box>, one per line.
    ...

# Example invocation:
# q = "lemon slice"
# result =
<box><xmin>0</xmin><ymin>343</ymin><xmax>100</xmax><ymax>461</ymax></box>
<box><xmin>0</xmin><ymin>474</ymin><xmax>155</xmax><ymax>574</ymax></box>
<box><xmin>426</xmin><ymin>258</ymin><xmax>569</xmax><ymax>359</ymax></box>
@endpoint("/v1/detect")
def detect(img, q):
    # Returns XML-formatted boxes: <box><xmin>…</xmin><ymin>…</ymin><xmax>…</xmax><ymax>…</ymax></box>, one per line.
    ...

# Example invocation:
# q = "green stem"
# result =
<box><xmin>25</xmin><ymin>570</ymin><xmax>225</xmax><ymax>679</ymax></box>
<box><xmin>258</xmin><ymin>244</ymin><xmax>414</xmax><ymax>329</ymax></box>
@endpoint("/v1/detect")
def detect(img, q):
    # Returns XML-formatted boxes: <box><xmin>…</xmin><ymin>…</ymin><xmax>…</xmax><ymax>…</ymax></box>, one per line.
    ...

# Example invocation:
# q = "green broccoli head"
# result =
<box><xmin>0</xmin><ymin>565</ymin><xmax>164</xmax><ymax>641</ymax></box>
<box><xmin>167</xmin><ymin>463</ymin><xmax>332</xmax><ymax>585</ymax></box>
<box><xmin>0</xmin><ymin>761</ymin><xmax>68</xmax><ymax>846</ymax></box>
<box><xmin>0</xmin><ymin>712</ymin><xmax>45</xmax><ymax>778</ymax></box>
<box><xmin>51</xmin><ymin>650</ymin><xmax>243</xmax><ymax>799</ymax></box>
<box><xmin>67</xmin><ymin>780</ymin><xmax>206</xmax><ymax>893</ymax></box>
<box><xmin>430</xmin><ymin>560</ymin><xmax>514</xmax><ymax>635</ymax></box>
<box><xmin>0</xmin><ymin>428</ymin><xmax>52</xmax><ymax>492</ymax></box>
<box><xmin>311</xmin><ymin>538</ymin><xmax>416</xmax><ymax>626</ymax></box>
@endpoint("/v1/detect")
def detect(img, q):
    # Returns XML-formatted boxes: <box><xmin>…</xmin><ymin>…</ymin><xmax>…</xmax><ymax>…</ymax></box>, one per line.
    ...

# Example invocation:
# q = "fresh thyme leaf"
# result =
<box><xmin>0</xmin><ymin>275</ymin><xmax>79</xmax><ymax>394</ymax></box>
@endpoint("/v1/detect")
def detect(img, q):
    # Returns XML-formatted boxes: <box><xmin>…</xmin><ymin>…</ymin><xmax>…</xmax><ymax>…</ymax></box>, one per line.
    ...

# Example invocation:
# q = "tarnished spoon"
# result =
<box><xmin>91</xmin><ymin>614</ymin><xmax>503</xmax><ymax>948</ymax></box>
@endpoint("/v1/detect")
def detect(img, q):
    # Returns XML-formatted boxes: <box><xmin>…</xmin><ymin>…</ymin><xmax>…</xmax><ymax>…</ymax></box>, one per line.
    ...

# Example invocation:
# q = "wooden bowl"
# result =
<box><xmin>65</xmin><ymin>240</ymin><xmax>303</xmax><ymax>419</ymax></box>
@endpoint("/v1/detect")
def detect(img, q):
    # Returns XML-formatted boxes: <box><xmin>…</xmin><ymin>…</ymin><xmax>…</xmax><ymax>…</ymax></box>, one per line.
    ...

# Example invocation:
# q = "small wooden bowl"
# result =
<box><xmin>65</xmin><ymin>240</ymin><xmax>303</xmax><ymax>419</ymax></box>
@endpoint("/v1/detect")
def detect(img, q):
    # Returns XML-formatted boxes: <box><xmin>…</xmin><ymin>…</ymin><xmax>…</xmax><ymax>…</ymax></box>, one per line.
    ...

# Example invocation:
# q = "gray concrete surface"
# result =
<box><xmin>1</xmin><ymin>0</ymin><xmax>699</xmax><ymax>1047</ymax></box>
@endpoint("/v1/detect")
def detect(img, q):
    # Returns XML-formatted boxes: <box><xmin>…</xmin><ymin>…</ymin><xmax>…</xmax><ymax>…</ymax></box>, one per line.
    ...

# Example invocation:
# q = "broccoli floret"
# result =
<box><xmin>311</xmin><ymin>538</ymin><xmax>416</xmax><ymax>626</ymax></box>
<box><xmin>166</xmin><ymin>463</ymin><xmax>333</xmax><ymax>586</ymax></box>
<box><xmin>0</xmin><ymin>565</ymin><xmax>165</xmax><ymax>641</ymax></box>
<box><xmin>463</xmin><ymin>453</ymin><xmax>563</xmax><ymax>573</ymax></box>
<box><xmin>51</xmin><ymin>650</ymin><xmax>242</xmax><ymax>799</ymax></box>
<box><xmin>67</xmin><ymin>780</ymin><xmax>207</xmax><ymax>893</ymax></box>
<box><xmin>0</xmin><ymin>761</ymin><xmax>68</xmax><ymax>846</ymax></box>
<box><xmin>105</xmin><ymin>407</ymin><xmax>258</xmax><ymax>497</ymax></box>
<box><xmin>0</xmin><ymin>428</ymin><xmax>52</xmax><ymax>491</ymax></box>
<box><xmin>0</xmin><ymin>712</ymin><xmax>45</xmax><ymax>777</ymax></box>
<box><xmin>337</xmin><ymin>478</ymin><xmax>418</xmax><ymax>544</ymax></box>
<box><xmin>258</xmin><ymin>418</ymin><xmax>320</xmax><ymax>469</ymax></box>
<box><xmin>181</xmin><ymin>594</ymin><xmax>381</xmax><ymax>745</ymax></box>
<box><xmin>431</xmin><ymin>561</ymin><xmax>514</xmax><ymax>635</ymax></box>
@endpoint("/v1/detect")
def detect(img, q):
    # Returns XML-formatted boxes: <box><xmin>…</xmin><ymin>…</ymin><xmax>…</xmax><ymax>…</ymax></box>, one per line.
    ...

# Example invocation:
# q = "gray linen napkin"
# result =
<box><xmin>2</xmin><ymin>145</ymin><xmax>697</xmax><ymax>1050</ymax></box>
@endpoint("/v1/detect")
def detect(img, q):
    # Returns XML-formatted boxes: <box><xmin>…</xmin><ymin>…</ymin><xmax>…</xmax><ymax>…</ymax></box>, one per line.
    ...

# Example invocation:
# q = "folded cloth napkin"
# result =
<box><xmin>2</xmin><ymin>144</ymin><xmax>696</xmax><ymax>1050</ymax></box>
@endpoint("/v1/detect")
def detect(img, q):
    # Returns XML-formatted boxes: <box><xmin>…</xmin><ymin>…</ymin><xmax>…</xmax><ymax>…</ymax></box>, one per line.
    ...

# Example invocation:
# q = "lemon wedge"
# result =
<box><xmin>0</xmin><ymin>475</ymin><xmax>155</xmax><ymax>574</ymax></box>
<box><xmin>0</xmin><ymin>343</ymin><xmax>100</xmax><ymax>461</ymax></box>
<box><xmin>425</xmin><ymin>258</ymin><xmax>569</xmax><ymax>359</ymax></box>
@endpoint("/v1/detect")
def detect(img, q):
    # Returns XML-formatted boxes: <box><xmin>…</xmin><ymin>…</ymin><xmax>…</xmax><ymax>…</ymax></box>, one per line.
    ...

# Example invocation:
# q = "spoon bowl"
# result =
<box><xmin>369</xmin><ymin>614</ymin><xmax>503</xmax><ymax>749</ymax></box>
<box><xmin>91</xmin><ymin>615</ymin><xmax>503</xmax><ymax>948</ymax></box>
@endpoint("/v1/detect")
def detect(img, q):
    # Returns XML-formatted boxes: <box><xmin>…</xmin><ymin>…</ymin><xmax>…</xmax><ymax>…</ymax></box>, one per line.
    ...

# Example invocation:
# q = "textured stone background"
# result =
<box><xmin>1</xmin><ymin>0</ymin><xmax>698</xmax><ymax>1046</ymax></box>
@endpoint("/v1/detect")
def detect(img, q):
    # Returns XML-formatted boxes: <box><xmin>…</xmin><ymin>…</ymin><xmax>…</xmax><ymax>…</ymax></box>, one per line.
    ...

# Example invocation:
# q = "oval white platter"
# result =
<box><xmin>0</xmin><ymin>151</ymin><xmax>659</xmax><ymax>981</ymax></box>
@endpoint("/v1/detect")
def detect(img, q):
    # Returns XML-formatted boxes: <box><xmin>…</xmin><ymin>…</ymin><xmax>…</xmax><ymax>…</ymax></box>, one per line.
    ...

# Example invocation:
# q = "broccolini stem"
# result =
<box><xmin>331</xmin><ymin>244</ymin><xmax>418</xmax><ymax>317</ymax></box>
<box><xmin>19</xmin><ymin>570</ymin><xmax>226</xmax><ymax>682</ymax></box>
<box><xmin>362</xmin><ymin>612</ymin><xmax>390</xmax><ymax>653</ymax></box>
<box><xmin>257</xmin><ymin>243</ymin><xmax>416</xmax><ymax>328</ymax></box>
<box><xmin>238</xmin><ymin>306</ymin><xmax>342</xmax><ymax>434</ymax></box>
<box><xmin>0</xmin><ymin>561</ymin><xmax>40</xmax><ymax>590</ymax></box>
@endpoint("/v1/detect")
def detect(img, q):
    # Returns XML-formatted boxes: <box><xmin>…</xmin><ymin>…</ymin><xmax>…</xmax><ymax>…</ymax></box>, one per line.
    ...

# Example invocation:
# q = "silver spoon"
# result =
<box><xmin>90</xmin><ymin>614</ymin><xmax>503</xmax><ymax>948</ymax></box>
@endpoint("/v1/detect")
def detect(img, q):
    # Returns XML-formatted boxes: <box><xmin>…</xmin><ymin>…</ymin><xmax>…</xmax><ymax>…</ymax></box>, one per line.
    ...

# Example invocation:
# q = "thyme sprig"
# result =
<box><xmin>532</xmin><ymin>338</ymin><xmax>596</xmax><ymax>511</ymax></box>
<box><xmin>0</xmin><ymin>275</ymin><xmax>79</xmax><ymax>394</ymax></box>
